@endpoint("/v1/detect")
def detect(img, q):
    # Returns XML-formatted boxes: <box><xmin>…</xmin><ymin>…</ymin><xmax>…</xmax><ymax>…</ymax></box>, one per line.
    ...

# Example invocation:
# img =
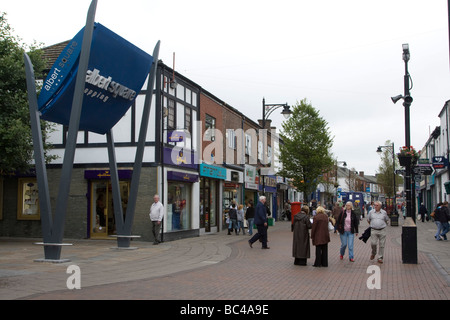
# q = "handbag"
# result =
<box><xmin>328</xmin><ymin>221</ymin><xmax>334</xmax><ymax>232</ymax></box>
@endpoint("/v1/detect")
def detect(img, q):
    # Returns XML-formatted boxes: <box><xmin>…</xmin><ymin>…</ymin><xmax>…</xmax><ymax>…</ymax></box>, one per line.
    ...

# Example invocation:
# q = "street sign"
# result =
<box><xmin>413</xmin><ymin>165</ymin><xmax>434</xmax><ymax>175</ymax></box>
<box><xmin>395</xmin><ymin>169</ymin><xmax>406</xmax><ymax>175</ymax></box>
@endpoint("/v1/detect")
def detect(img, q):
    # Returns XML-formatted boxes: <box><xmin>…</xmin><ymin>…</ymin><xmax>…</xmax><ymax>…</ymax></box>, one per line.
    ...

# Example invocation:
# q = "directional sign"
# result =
<box><xmin>413</xmin><ymin>165</ymin><xmax>434</xmax><ymax>175</ymax></box>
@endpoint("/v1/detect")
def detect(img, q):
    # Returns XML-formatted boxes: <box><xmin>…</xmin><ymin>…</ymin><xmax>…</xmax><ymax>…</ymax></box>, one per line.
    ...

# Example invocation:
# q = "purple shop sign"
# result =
<box><xmin>84</xmin><ymin>169</ymin><xmax>133</xmax><ymax>180</ymax></box>
<box><xmin>167</xmin><ymin>171</ymin><xmax>198</xmax><ymax>183</ymax></box>
<box><xmin>163</xmin><ymin>147</ymin><xmax>198</xmax><ymax>170</ymax></box>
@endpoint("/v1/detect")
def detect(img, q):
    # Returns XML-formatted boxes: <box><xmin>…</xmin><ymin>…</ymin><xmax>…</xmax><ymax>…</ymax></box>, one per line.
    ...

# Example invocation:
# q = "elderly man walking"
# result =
<box><xmin>149</xmin><ymin>194</ymin><xmax>164</xmax><ymax>245</ymax></box>
<box><xmin>248</xmin><ymin>196</ymin><xmax>270</xmax><ymax>249</ymax></box>
<box><xmin>367</xmin><ymin>201</ymin><xmax>389</xmax><ymax>263</ymax></box>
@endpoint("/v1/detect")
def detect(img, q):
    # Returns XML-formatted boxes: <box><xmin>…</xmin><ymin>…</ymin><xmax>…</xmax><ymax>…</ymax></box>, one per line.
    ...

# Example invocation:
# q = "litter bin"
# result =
<box><xmin>290</xmin><ymin>202</ymin><xmax>302</xmax><ymax>231</ymax></box>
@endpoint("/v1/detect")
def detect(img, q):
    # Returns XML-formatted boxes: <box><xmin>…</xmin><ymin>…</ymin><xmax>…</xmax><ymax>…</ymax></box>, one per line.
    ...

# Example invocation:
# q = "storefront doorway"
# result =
<box><xmin>90</xmin><ymin>180</ymin><xmax>130</xmax><ymax>239</ymax></box>
<box><xmin>200</xmin><ymin>178</ymin><xmax>218</xmax><ymax>232</ymax></box>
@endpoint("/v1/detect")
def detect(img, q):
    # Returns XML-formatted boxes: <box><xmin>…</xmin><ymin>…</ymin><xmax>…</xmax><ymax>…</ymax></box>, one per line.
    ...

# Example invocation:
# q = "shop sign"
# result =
<box><xmin>224</xmin><ymin>183</ymin><xmax>239</xmax><ymax>189</ymax></box>
<box><xmin>163</xmin><ymin>147</ymin><xmax>198</xmax><ymax>170</ymax></box>
<box><xmin>167</xmin><ymin>171</ymin><xmax>199</xmax><ymax>183</ymax></box>
<box><xmin>84</xmin><ymin>169</ymin><xmax>133</xmax><ymax>180</ymax></box>
<box><xmin>38</xmin><ymin>23</ymin><xmax>152</xmax><ymax>135</ymax></box>
<box><xmin>167</xmin><ymin>130</ymin><xmax>185</xmax><ymax>143</ymax></box>
<box><xmin>199</xmin><ymin>164</ymin><xmax>226</xmax><ymax>180</ymax></box>
<box><xmin>245</xmin><ymin>165</ymin><xmax>259</xmax><ymax>190</ymax></box>
<box><xmin>432</xmin><ymin>156</ymin><xmax>448</xmax><ymax>169</ymax></box>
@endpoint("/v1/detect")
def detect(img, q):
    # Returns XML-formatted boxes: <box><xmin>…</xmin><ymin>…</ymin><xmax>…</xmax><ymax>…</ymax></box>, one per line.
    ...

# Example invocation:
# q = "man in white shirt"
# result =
<box><xmin>149</xmin><ymin>194</ymin><xmax>164</xmax><ymax>245</ymax></box>
<box><xmin>367</xmin><ymin>201</ymin><xmax>389</xmax><ymax>263</ymax></box>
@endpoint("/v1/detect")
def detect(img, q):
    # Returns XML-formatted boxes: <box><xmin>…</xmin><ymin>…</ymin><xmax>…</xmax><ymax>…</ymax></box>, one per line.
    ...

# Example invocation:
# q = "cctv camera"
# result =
<box><xmin>391</xmin><ymin>95</ymin><xmax>403</xmax><ymax>104</ymax></box>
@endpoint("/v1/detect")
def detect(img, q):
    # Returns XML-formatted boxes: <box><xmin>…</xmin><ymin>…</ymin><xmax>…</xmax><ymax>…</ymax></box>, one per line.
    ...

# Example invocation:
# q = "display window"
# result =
<box><xmin>167</xmin><ymin>182</ymin><xmax>191</xmax><ymax>231</ymax></box>
<box><xmin>17</xmin><ymin>178</ymin><xmax>40</xmax><ymax>220</ymax></box>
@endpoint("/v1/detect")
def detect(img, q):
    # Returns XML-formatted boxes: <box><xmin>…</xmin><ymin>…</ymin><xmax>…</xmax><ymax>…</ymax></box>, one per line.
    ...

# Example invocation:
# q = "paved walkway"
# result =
<box><xmin>0</xmin><ymin>217</ymin><xmax>449</xmax><ymax>300</ymax></box>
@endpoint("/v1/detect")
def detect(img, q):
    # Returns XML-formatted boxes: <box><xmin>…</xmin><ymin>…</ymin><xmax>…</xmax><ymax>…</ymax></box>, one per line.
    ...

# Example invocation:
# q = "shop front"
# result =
<box><xmin>85</xmin><ymin>169</ymin><xmax>132</xmax><ymax>239</ymax></box>
<box><xmin>261</xmin><ymin>175</ymin><xmax>278</xmax><ymax>219</ymax></box>
<box><xmin>199</xmin><ymin>163</ymin><xmax>226</xmax><ymax>233</ymax></box>
<box><xmin>163</xmin><ymin>146</ymin><xmax>200</xmax><ymax>241</ymax></box>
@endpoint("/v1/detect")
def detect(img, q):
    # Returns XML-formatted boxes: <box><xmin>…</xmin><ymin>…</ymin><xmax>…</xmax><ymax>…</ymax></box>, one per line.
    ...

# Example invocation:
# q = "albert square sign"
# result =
<box><xmin>38</xmin><ymin>23</ymin><xmax>152</xmax><ymax>134</ymax></box>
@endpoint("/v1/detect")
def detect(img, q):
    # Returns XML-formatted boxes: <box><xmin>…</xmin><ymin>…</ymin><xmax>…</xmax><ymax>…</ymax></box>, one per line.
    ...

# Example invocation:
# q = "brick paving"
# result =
<box><xmin>1</xmin><ymin>218</ymin><xmax>447</xmax><ymax>301</ymax></box>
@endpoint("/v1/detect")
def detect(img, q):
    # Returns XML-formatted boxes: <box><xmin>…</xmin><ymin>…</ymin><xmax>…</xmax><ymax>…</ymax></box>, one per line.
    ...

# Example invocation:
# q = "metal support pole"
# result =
<box><xmin>24</xmin><ymin>0</ymin><xmax>97</xmax><ymax>261</ymax></box>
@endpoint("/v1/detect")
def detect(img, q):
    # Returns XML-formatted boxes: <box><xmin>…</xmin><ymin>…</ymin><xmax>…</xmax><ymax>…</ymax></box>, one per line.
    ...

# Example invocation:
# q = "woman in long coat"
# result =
<box><xmin>292</xmin><ymin>206</ymin><xmax>312</xmax><ymax>266</ymax></box>
<box><xmin>311</xmin><ymin>206</ymin><xmax>331</xmax><ymax>267</ymax></box>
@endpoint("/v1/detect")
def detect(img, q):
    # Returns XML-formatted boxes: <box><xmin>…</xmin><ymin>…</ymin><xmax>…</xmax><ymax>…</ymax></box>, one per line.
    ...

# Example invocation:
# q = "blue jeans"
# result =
<box><xmin>435</xmin><ymin>221</ymin><xmax>443</xmax><ymax>239</ymax></box>
<box><xmin>247</xmin><ymin>218</ymin><xmax>254</xmax><ymax>235</ymax></box>
<box><xmin>340</xmin><ymin>231</ymin><xmax>355</xmax><ymax>259</ymax></box>
<box><xmin>436</xmin><ymin>221</ymin><xmax>449</xmax><ymax>240</ymax></box>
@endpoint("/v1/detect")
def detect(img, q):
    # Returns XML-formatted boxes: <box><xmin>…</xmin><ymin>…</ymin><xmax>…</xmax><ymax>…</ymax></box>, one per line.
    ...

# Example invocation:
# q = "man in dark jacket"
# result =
<box><xmin>248</xmin><ymin>196</ymin><xmax>269</xmax><ymax>249</ymax></box>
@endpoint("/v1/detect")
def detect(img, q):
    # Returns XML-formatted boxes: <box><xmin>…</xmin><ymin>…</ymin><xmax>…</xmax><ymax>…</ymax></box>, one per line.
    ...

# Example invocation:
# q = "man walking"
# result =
<box><xmin>248</xmin><ymin>196</ymin><xmax>269</xmax><ymax>249</ymax></box>
<box><xmin>367</xmin><ymin>201</ymin><xmax>389</xmax><ymax>263</ymax></box>
<box><xmin>149</xmin><ymin>194</ymin><xmax>164</xmax><ymax>245</ymax></box>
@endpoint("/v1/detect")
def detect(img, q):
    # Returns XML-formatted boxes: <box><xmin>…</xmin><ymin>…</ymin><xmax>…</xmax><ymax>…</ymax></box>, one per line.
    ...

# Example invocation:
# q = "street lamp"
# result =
<box><xmin>260</xmin><ymin>98</ymin><xmax>292</xmax><ymax>195</ymax></box>
<box><xmin>377</xmin><ymin>143</ymin><xmax>399</xmax><ymax>221</ymax></box>
<box><xmin>391</xmin><ymin>43</ymin><xmax>417</xmax><ymax>264</ymax></box>
<box><xmin>262</xmin><ymin>98</ymin><xmax>292</xmax><ymax>128</ymax></box>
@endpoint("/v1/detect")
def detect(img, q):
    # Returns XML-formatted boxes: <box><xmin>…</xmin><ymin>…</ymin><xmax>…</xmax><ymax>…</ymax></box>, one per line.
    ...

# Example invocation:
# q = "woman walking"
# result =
<box><xmin>336</xmin><ymin>201</ymin><xmax>359</xmax><ymax>262</ymax></box>
<box><xmin>311</xmin><ymin>206</ymin><xmax>330</xmax><ymax>267</ymax></box>
<box><xmin>292</xmin><ymin>205</ymin><xmax>312</xmax><ymax>266</ymax></box>
<box><xmin>245</xmin><ymin>201</ymin><xmax>255</xmax><ymax>236</ymax></box>
<box><xmin>237</xmin><ymin>204</ymin><xmax>245</xmax><ymax>235</ymax></box>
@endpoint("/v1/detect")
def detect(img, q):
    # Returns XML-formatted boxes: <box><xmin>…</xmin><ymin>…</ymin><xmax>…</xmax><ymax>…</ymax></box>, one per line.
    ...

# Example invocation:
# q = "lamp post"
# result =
<box><xmin>260</xmin><ymin>98</ymin><xmax>292</xmax><ymax>195</ymax></box>
<box><xmin>391</xmin><ymin>43</ymin><xmax>417</xmax><ymax>264</ymax></box>
<box><xmin>335</xmin><ymin>161</ymin><xmax>347</xmax><ymax>202</ymax></box>
<box><xmin>377</xmin><ymin>142</ymin><xmax>399</xmax><ymax>225</ymax></box>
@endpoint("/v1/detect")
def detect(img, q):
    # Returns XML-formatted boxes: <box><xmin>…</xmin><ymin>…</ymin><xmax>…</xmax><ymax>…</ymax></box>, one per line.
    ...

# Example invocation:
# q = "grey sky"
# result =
<box><xmin>3</xmin><ymin>0</ymin><xmax>450</xmax><ymax>175</ymax></box>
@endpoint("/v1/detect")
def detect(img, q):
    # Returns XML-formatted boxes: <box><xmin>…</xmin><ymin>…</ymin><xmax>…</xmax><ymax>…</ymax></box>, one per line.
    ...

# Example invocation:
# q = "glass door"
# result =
<box><xmin>90</xmin><ymin>180</ymin><xmax>129</xmax><ymax>239</ymax></box>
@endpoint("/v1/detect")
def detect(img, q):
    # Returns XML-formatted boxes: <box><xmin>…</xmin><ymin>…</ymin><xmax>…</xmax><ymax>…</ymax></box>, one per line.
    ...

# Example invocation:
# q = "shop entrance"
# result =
<box><xmin>90</xmin><ymin>180</ymin><xmax>130</xmax><ymax>239</ymax></box>
<box><xmin>200</xmin><ymin>178</ymin><xmax>218</xmax><ymax>232</ymax></box>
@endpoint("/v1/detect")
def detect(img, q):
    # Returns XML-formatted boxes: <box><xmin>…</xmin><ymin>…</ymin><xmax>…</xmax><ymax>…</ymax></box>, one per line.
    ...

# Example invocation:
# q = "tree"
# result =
<box><xmin>0</xmin><ymin>12</ymin><xmax>56</xmax><ymax>173</ymax></box>
<box><xmin>278</xmin><ymin>99</ymin><xmax>334</xmax><ymax>201</ymax></box>
<box><xmin>376</xmin><ymin>140</ymin><xmax>402</xmax><ymax>198</ymax></box>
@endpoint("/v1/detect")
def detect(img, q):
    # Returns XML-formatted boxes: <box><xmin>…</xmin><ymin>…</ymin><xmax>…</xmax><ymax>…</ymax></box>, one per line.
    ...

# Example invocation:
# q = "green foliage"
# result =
<box><xmin>0</xmin><ymin>12</ymin><xmax>56</xmax><ymax>173</ymax></box>
<box><xmin>278</xmin><ymin>99</ymin><xmax>334</xmax><ymax>200</ymax></box>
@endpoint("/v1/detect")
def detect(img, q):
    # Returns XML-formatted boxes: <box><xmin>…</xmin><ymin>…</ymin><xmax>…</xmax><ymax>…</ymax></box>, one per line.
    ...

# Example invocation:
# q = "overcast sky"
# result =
<box><xmin>3</xmin><ymin>0</ymin><xmax>450</xmax><ymax>175</ymax></box>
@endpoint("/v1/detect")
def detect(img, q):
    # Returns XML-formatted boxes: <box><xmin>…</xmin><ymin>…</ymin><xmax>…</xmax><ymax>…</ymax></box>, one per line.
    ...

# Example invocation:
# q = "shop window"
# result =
<box><xmin>167</xmin><ymin>99</ymin><xmax>175</xmax><ymax>130</ymax></box>
<box><xmin>205</xmin><ymin>114</ymin><xmax>216</xmax><ymax>141</ymax></box>
<box><xmin>167</xmin><ymin>182</ymin><xmax>191</xmax><ymax>231</ymax></box>
<box><xmin>17</xmin><ymin>178</ymin><xmax>40</xmax><ymax>220</ymax></box>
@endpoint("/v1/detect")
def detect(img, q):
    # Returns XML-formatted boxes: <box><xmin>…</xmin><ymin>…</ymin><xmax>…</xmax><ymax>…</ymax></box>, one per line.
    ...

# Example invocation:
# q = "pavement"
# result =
<box><xmin>0</xmin><ymin>217</ymin><xmax>449</xmax><ymax>301</ymax></box>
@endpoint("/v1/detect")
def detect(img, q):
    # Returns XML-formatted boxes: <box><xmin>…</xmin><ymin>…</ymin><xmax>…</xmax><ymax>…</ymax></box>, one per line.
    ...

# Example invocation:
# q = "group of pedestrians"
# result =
<box><xmin>226</xmin><ymin>200</ymin><xmax>260</xmax><ymax>236</ymax></box>
<box><xmin>291</xmin><ymin>200</ymin><xmax>389</xmax><ymax>267</ymax></box>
